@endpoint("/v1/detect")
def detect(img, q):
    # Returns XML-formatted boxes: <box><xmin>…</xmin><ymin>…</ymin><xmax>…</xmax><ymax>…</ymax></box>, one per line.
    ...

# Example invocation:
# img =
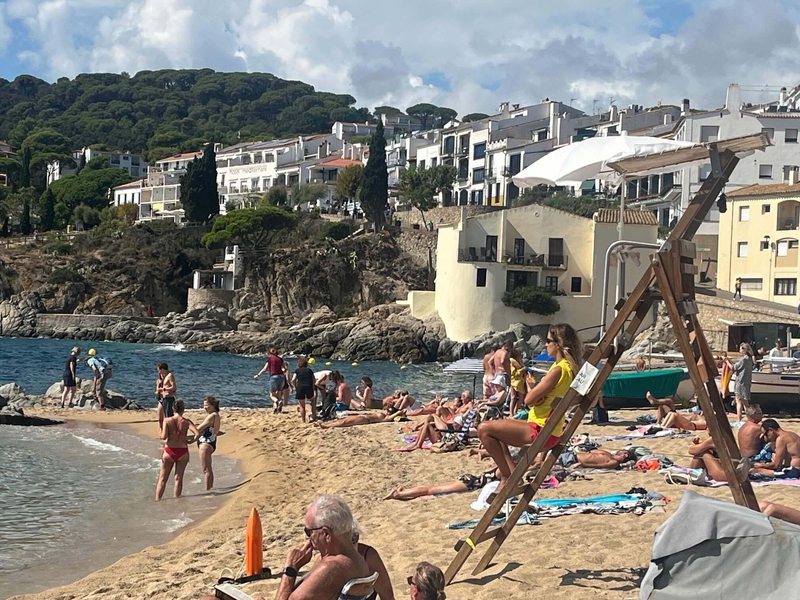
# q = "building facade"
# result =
<box><xmin>718</xmin><ymin>175</ymin><xmax>800</xmax><ymax>308</ymax></box>
<box><xmin>112</xmin><ymin>179</ymin><xmax>144</xmax><ymax>207</ymax></box>
<box><xmin>136</xmin><ymin>151</ymin><xmax>201</xmax><ymax>223</ymax></box>
<box><xmin>420</xmin><ymin>205</ymin><xmax>658</xmax><ymax>341</ymax></box>
<box><xmin>47</xmin><ymin>147</ymin><xmax>148</xmax><ymax>185</ymax></box>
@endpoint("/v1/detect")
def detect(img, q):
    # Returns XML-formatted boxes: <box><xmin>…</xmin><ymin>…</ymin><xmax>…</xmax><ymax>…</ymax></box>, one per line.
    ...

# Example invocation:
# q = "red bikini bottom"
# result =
<box><xmin>164</xmin><ymin>447</ymin><xmax>189</xmax><ymax>461</ymax></box>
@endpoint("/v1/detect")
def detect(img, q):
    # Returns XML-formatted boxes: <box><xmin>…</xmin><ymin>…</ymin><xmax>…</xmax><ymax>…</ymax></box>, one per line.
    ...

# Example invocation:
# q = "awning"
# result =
<box><xmin>718</xmin><ymin>318</ymin><xmax>754</xmax><ymax>327</ymax></box>
<box><xmin>443</xmin><ymin>358</ymin><xmax>485</xmax><ymax>375</ymax></box>
<box><xmin>580</xmin><ymin>180</ymin><xmax>596</xmax><ymax>191</ymax></box>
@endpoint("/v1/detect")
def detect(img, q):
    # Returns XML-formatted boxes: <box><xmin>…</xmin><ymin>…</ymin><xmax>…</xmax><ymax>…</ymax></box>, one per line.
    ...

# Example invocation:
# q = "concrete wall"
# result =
<box><xmin>394</xmin><ymin>205</ymin><xmax>498</xmax><ymax>229</ymax></box>
<box><xmin>406</xmin><ymin>291</ymin><xmax>437</xmax><ymax>319</ymax></box>
<box><xmin>695</xmin><ymin>294</ymin><xmax>800</xmax><ymax>350</ymax></box>
<box><xmin>187</xmin><ymin>289</ymin><xmax>236</xmax><ymax>313</ymax></box>
<box><xmin>37</xmin><ymin>314</ymin><xmax>158</xmax><ymax>332</ymax></box>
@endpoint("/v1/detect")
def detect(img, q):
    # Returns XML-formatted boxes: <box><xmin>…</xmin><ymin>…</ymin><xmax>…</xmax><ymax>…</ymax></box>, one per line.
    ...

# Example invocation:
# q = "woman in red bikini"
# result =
<box><xmin>156</xmin><ymin>399</ymin><xmax>199</xmax><ymax>501</ymax></box>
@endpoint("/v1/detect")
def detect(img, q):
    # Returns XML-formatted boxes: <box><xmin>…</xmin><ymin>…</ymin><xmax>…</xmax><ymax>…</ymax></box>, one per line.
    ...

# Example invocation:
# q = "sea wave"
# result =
<box><xmin>162</xmin><ymin>517</ymin><xmax>193</xmax><ymax>532</ymax></box>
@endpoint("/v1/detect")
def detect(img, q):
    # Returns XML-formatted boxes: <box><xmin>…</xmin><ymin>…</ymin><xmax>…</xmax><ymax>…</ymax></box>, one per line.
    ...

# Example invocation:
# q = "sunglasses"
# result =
<box><xmin>407</xmin><ymin>576</ymin><xmax>416</xmax><ymax>587</ymax></box>
<box><xmin>546</xmin><ymin>337</ymin><xmax>556</xmax><ymax>344</ymax></box>
<box><xmin>304</xmin><ymin>526</ymin><xmax>325</xmax><ymax>537</ymax></box>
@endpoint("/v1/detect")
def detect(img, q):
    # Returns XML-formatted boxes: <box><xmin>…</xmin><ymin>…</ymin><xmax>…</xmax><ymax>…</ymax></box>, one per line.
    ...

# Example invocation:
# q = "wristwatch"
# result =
<box><xmin>281</xmin><ymin>567</ymin><xmax>298</xmax><ymax>578</ymax></box>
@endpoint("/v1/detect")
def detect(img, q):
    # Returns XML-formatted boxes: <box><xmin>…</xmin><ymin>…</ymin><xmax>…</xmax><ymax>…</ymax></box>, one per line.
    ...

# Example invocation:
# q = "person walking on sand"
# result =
<box><xmin>477</xmin><ymin>323</ymin><xmax>582</xmax><ymax>493</ymax></box>
<box><xmin>61</xmin><ymin>346</ymin><xmax>80</xmax><ymax>408</ymax></box>
<box><xmin>733</xmin><ymin>277</ymin><xmax>742</xmax><ymax>301</ymax></box>
<box><xmin>291</xmin><ymin>357</ymin><xmax>316</xmax><ymax>423</ymax></box>
<box><xmin>254</xmin><ymin>348</ymin><xmax>286</xmax><ymax>413</ymax></box>
<box><xmin>727</xmin><ymin>343</ymin><xmax>753</xmax><ymax>422</ymax></box>
<box><xmin>196</xmin><ymin>396</ymin><xmax>221</xmax><ymax>490</ymax></box>
<box><xmin>156</xmin><ymin>362</ymin><xmax>177</xmax><ymax>429</ymax></box>
<box><xmin>155</xmin><ymin>399</ymin><xmax>199</xmax><ymax>501</ymax></box>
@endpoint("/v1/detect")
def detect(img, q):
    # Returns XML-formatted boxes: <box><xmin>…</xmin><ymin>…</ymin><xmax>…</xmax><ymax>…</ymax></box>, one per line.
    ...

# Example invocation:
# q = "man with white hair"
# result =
<box><xmin>273</xmin><ymin>495</ymin><xmax>372</xmax><ymax>600</ymax></box>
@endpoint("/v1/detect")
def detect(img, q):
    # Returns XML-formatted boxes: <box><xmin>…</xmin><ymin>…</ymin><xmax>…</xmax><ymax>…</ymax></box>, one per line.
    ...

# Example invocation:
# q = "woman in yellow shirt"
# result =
<box><xmin>477</xmin><ymin>323</ymin><xmax>583</xmax><ymax>491</ymax></box>
<box><xmin>508</xmin><ymin>348</ymin><xmax>527</xmax><ymax>416</ymax></box>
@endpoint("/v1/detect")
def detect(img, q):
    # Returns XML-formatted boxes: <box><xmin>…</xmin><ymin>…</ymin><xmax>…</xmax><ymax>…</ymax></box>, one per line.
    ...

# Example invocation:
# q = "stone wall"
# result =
<box><xmin>396</xmin><ymin>230</ymin><xmax>438</xmax><ymax>270</ymax></box>
<box><xmin>36</xmin><ymin>313</ymin><xmax>158</xmax><ymax>338</ymax></box>
<box><xmin>695</xmin><ymin>294</ymin><xmax>800</xmax><ymax>350</ymax></box>
<box><xmin>187</xmin><ymin>288</ymin><xmax>236</xmax><ymax>314</ymax></box>
<box><xmin>394</xmin><ymin>205</ymin><xmax>499</xmax><ymax>229</ymax></box>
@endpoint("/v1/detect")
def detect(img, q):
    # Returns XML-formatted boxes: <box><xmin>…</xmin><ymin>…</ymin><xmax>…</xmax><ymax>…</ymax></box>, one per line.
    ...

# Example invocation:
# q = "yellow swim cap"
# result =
<box><xmin>88</xmin><ymin>348</ymin><xmax>97</xmax><ymax>356</ymax></box>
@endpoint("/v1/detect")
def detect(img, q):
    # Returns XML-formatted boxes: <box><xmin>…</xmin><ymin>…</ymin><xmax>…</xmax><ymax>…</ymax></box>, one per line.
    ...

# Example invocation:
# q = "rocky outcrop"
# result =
<box><xmin>623</xmin><ymin>304</ymin><xmax>680</xmax><ymax>358</ymax></box>
<box><xmin>0</xmin><ymin>292</ymin><xmax>45</xmax><ymax>336</ymax></box>
<box><xmin>3</xmin><ymin>380</ymin><xmax>143</xmax><ymax>412</ymax></box>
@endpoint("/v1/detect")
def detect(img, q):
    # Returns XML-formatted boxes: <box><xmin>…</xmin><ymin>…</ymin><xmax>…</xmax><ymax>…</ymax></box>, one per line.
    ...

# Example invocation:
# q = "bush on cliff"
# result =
<box><xmin>502</xmin><ymin>286</ymin><xmax>560</xmax><ymax>316</ymax></box>
<box><xmin>201</xmin><ymin>207</ymin><xmax>297</xmax><ymax>250</ymax></box>
<box><xmin>319</xmin><ymin>221</ymin><xmax>351</xmax><ymax>241</ymax></box>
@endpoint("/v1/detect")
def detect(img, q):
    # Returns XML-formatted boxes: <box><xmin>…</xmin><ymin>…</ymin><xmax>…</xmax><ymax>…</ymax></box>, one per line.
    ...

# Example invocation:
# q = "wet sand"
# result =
<box><xmin>13</xmin><ymin>407</ymin><xmax>800</xmax><ymax>600</ymax></box>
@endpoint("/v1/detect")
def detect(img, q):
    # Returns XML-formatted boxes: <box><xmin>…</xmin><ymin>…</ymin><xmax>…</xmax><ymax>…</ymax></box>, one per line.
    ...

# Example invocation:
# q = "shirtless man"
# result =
<box><xmin>156</xmin><ymin>362</ymin><xmax>177</xmax><ymax>430</ymax></box>
<box><xmin>738</xmin><ymin>404</ymin><xmax>764</xmax><ymax>459</ymax></box>
<box><xmin>752</xmin><ymin>419</ymin><xmax>800</xmax><ymax>478</ymax></box>
<box><xmin>331</xmin><ymin>371</ymin><xmax>355</xmax><ymax>409</ymax></box>
<box><xmin>482</xmin><ymin>348</ymin><xmax>497</xmax><ymax>399</ymax></box>
<box><xmin>573</xmin><ymin>448</ymin><xmax>631</xmax><ymax>470</ymax></box>
<box><xmin>492</xmin><ymin>341</ymin><xmax>512</xmax><ymax>389</ymax></box>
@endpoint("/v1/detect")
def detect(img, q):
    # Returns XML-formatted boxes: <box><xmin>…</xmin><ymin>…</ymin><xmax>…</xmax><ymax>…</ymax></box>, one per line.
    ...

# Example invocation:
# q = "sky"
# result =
<box><xmin>2</xmin><ymin>0</ymin><xmax>800</xmax><ymax>116</ymax></box>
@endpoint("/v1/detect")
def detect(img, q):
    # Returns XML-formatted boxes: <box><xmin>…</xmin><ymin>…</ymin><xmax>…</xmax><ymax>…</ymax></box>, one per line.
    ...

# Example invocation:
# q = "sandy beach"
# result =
<box><xmin>10</xmin><ymin>407</ymin><xmax>800</xmax><ymax>600</ymax></box>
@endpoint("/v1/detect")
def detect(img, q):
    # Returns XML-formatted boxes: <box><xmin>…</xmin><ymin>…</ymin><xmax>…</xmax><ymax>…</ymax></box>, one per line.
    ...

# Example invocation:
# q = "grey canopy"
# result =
<box><xmin>640</xmin><ymin>491</ymin><xmax>800</xmax><ymax>599</ymax></box>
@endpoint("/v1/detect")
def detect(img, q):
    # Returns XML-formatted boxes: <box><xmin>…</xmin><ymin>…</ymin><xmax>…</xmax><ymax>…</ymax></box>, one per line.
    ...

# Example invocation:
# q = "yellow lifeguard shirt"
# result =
<box><xmin>527</xmin><ymin>358</ymin><xmax>575</xmax><ymax>437</ymax></box>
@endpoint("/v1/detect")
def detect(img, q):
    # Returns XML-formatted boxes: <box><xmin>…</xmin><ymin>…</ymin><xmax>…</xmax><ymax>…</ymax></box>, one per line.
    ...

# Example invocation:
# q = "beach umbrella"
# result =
<box><xmin>512</xmin><ymin>133</ymin><xmax>695</xmax><ymax>188</ymax></box>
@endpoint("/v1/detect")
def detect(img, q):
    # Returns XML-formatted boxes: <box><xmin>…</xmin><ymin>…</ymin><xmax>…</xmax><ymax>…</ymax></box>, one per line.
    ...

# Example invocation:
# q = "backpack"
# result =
<box><xmin>97</xmin><ymin>357</ymin><xmax>113</xmax><ymax>372</ymax></box>
<box><xmin>319</xmin><ymin>390</ymin><xmax>338</xmax><ymax>421</ymax></box>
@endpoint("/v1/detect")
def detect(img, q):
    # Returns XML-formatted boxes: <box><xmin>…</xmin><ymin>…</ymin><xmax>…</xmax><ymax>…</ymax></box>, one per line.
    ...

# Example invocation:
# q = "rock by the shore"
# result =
<box><xmin>5</xmin><ymin>380</ymin><xmax>143</xmax><ymax>413</ymax></box>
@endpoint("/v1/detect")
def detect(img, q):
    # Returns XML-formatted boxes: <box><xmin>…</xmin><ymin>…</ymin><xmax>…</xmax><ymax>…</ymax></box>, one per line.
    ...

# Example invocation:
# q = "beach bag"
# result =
<box><xmin>97</xmin><ymin>357</ymin><xmax>113</xmax><ymax>374</ymax></box>
<box><xmin>319</xmin><ymin>390</ymin><xmax>338</xmax><ymax>421</ymax></box>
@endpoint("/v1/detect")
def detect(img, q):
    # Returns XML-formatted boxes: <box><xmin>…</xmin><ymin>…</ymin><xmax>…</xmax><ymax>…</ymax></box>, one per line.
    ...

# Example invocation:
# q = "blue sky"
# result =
<box><xmin>1</xmin><ymin>0</ymin><xmax>799</xmax><ymax>114</ymax></box>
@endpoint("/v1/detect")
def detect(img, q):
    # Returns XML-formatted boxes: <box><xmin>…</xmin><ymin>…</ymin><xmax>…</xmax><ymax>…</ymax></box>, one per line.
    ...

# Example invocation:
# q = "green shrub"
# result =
<box><xmin>319</xmin><ymin>221</ymin><xmax>352</xmax><ymax>241</ymax></box>
<box><xmin>42</xmin><ymin>240</ymin><xmax>72</xmax><ymax>256</ymax></box>
<box><xmin>502</xmin><ymin>286</ymin><xmax>560</xmax><ymax>316</ymax></box>
<box><xmin>48</xmin><ymin>267</ymin><xmax>84</xmax><ymax>284</ymax></box>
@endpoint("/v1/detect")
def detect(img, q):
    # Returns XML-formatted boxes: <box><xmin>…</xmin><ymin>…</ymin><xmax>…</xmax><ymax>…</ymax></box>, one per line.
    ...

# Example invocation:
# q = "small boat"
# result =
<box><xmin>727</xmin><ymin>358</ymin><xmax>800</xmax><ymax>403</ymax></box>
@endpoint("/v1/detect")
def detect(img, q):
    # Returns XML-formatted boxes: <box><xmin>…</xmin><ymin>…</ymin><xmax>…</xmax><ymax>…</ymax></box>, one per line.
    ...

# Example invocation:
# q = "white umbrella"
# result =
<box><xmin>512</xmin><ymin>132</ymin><xmax>696</xmax><ymax>188</ymax></box>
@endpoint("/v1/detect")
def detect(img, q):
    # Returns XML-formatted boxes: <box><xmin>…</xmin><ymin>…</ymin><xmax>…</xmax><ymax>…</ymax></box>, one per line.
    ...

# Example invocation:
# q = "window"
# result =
<box><xmin>545</xmin><ymin>276</ymin><xmax>559</xmax><ymax>291</ymax></box>
<box><xmin>775</xmin><ymin>278</ymin><xmax>797</xmax><ymax>296</ymax></box>
<box><xmin>791</xmin><ymin>240</ymin><xmax>799</xmax><ymax>249</ymax></box>
<box><xmin>700</xmin><ymin>126</ymin><xmax>719</xmax><ymax>143</ymax></box>
<box><xmin>784</xmin><ymin>166</ymin><xmax>795</xmax><ymax>182</ymax></box>
<box><xmin>737</xmin><ymin>242</ymin><xmax>748</xmax><ymax>257</ymax></box>
<box><xmin>471</xmin><ymin>190</ymin><xmax>484</xmax><ymax>205</ymax></box>
<box><xmin>513</xmin><ymin>238</ymin><xmax>525</xmax><ymax>261</ymax></box>
<box><xmin>458</xmin><ymin>159</ymin><xmax>468</xmax><ymax>179</ymax></box>
<box><xmin>699</xmin><ymin>164</ymin><xmax>711</xmax><ymax>181</ymax></box>
<box><xmin>473</xmin><ymin>143</ymin><xmax>486</xmax><ymax>159</ymax></box>
<box><xmin>762</xmin><ymin>128</ymin><xmax>775</xmax><ymax>142</ymax></box>
<box><xmin>763</xmin><ymin>204</ymin><xmax>771</xmax><ymax>214</ymax></box>
<box><xmin>506</xmin><ymin>271</ymin><xmax>530</xmax><ymax>292</ymax></box>
<box><xmin>787</xmin><ymin>129</ymin><xmax>798</xmax><ymax>143</ymax></box>
<box><xmin>571</xmin><ymin>277</ymin><xmax>582</xmax><ymax>293</ymax></box>
<box><xmin>508</xmin><ymin>154</ymin><xmax>521</xmax><ymax>176</ymax></box>
<box><xmin>431</xmin><ymin>157</ymin><xmax>437</xmax><ymax>167</ymax></box>
<box><xmin>760</xmin><ymin>164</ymin><xmax>773</xmax><ymax>179</ymax></box>
<box><xmin>739</xmin><ymin>206</ymin><xmax>750</xmax><ymax>221</ymax></box>
<box><xmin>778</xmin><ymin>240</ymin><xmax>789</xmax><ymax>257</ymax></box>
<box><xmin>418</xmin><ymin>160</ymin><xmax>425</xmax><ymax>170</ymax></box>
<box><xmin>485</xmin><ymin>235</ymin><xmax>498</xmax><ymax>261</ymax></box>
<box><xmin>761</xmin><ymin>239</ymin><xmax>770</xmax><ymax>250</ymax></box>
<box><xmin>740</xmin><ymin>278</ymin><xmax>762</xmax><ymax>291</ymax></box>
<box><xmin>254</xmin><ymin>152</ymin><xmax>263</xmax><ymax>163</ymax></box>
<box><xmin>444</xmin><ymin>137</ymin><xmax>455</xmax><ymax>154</ymax></box>
<box><xmin>476</xmin><ymin>268</ymin><xmax>487</xmax><ymax>287</ymax></box>
<box><xmin>473</xmin><ymin>168</ymin><xmax>485</xmax><ymax>184</ymax></box>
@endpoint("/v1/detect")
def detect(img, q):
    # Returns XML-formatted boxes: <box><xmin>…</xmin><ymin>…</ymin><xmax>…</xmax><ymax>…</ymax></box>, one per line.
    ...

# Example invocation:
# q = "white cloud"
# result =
<box><xmin>3</xmin><ymin>0</ymin><xmax>800</xmax><ymax>118</ymax></box>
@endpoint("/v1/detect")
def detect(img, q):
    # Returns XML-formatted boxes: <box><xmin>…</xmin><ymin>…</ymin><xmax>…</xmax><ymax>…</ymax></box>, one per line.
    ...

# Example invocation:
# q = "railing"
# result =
<box><xmin>458</xmin><ymin>248</ymin><xmax>499</xmax><ymax>263</ymax></box>
<box><xmin>457</xmin><ymin>147</ymin><xmax>469</xmax><ymax>156</ymax></box>
<box><xmin>387</xmin><ymin>157</ymin><xmax>406</xmax><ymax>168</ymax></box>
<box><xmin>502</xmin><ymin>167</ymin><xmax>520</xmax><ymax>177</ymax></box>
<box><xmin>502</xmin><ymin>254</ymin><xmax>569</xmax><ymax>269</ymax></box>
<box><xmin>777</xmin><ymin>219</ymin><xmax>798</xmax><ymax>231</ymax></box>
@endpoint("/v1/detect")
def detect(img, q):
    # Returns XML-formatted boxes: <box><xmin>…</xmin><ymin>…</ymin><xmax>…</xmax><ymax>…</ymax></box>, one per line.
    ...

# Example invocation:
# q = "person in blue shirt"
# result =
<box><xmin>85</xmin><ymin>349</ymin><xmax>111</xmax><ymax>409</ymax></box>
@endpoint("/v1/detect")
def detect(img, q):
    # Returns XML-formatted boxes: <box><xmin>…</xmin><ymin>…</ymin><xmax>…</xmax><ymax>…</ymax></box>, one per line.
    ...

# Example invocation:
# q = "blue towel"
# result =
<box><xmin>533</xmin><ymin>494</ymin><xmax>641</xmax><ymax>508</ymax></box>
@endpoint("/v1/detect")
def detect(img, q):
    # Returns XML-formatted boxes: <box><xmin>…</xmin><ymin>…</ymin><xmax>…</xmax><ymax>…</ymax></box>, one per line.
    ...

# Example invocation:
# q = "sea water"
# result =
<box><xmin>0</xmin><ymin>337</ymin><xmax>476</xmax><ymax>408</ymax></box>
<box><xmin>0</xmin><ymin>337</ymin><xmax>474</xmax><ymax>597</ymax></box>
<box><xmin>0</xmin><ymin>421</ymin><xmax>242</xmax><ymax>598</ymax></box>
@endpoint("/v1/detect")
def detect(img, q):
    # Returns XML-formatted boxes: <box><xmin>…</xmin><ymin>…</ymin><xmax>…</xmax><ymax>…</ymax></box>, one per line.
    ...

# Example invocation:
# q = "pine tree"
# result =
<box><xmin>20</xmin><ymin>197</ymin><xmax>31</xmax><ymax>235</ymax></box>
<box><xmin>359</xmin><ymin>120</ymin><xmax>388</xmax><ymax>229</ymax></box>
<box><xmin>180</xmin><ymin>143</ymin><xmax>219</xmax><ymax>223</ymax></box>
<box><xmin>21</xmin><ymin>147</ymin><xmax>31</xmax><ymax>189</ymax></box>
<box><xmin>39</xmin><ymin>188</ymin><xmax>56</xmax><ymax>232</ymax></box>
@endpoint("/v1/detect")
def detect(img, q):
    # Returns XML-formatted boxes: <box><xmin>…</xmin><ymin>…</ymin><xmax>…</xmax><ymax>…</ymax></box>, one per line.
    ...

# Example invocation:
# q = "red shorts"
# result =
<box><xmin>528</xmin><ymin>422</ymin><xmax>561</xmax><ymax>449</ymax></box>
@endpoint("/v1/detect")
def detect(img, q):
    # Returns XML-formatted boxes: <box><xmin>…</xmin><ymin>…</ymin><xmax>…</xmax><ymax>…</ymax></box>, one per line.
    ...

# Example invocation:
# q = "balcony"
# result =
<box><xmin>502</xmin><ymin>167</ymin><xmax>521</xmax><ymax>178</ymax></box>
<box><xmin>503</xmin><ymin>253</ymin><xmax>569</xmax><ymax>270</ymax></box>
<box><xmin>458</xmin><ymin>248</ymin><xmax>498</xmax><ymax>263</ymax></box>
<box><xmin>457</xmin><ymin>147</ymin><xmax>469</xmax><ymax>156</ymax></box>
<box><xmin>387</xmin><ymin>157</ymin><xmax>406</xmax><ymax>168</ymax></box>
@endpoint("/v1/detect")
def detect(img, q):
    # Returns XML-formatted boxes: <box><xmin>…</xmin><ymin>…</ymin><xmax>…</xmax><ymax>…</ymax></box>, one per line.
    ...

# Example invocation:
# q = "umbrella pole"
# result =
<box><xmin>616</xmin><ymin>178</ymin><xmax>627</xmax><ymax>316</ymax></box>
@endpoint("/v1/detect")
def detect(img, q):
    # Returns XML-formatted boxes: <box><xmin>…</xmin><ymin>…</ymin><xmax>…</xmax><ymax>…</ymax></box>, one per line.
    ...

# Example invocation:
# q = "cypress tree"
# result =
<box><xmin>21</xmin><ymin>147</ymin><xmax>31</xmax><ymax>189</ymax></box>
<box><xmin>20</xmin><ymin>197</ymin><xmax>31</xmax><ymax>235</ymax></box>
<box><xmin>39</xmin><ymin>188</ymin><xmax>56</xmax><ymax>232</ymax></box>
<box><xmin>180</xmin><ymin>143</ymin><xmax>219</xmax><ymax>223</ymax></box>
<box><xmin>359</xmin><ymin>120</ymin><xmax>388</xmax><ymax>229</ymax></box>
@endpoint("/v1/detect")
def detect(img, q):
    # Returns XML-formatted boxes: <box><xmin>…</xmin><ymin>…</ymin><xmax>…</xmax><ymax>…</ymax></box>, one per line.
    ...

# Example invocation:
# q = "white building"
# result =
<box><xmin>136</xmin><ymin>151</ymin><xmax>201</xmax><ymax>223</ymax></box>
<box><xmin>47</xmin><ymin>147</ymin><xmax>148</xmax><ymax>185</ymax></box>
<box><xmin>216</xmin><ymin>134</ymin><xmax>343</xmax><ymax>212</ymax></box>
<box><xmin>332</xmin><ymin>121</ymin><xmax>378</xmax><ymax>141</ymax></box>
<box><xmin>404</xmin><ymin>205</ymin><xmax>658</xmax><ymax>341</ymax></box>
<box><xmin>112</xmin><ymin>179</ymin><xmax>144</xmax><ymax>207</ymax></box>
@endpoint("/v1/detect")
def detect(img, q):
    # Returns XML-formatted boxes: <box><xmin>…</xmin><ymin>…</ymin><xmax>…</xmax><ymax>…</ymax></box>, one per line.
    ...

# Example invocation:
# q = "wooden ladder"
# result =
<box><xmin>444</xmin><ymin>147</ymin><xmax>759</xmax><ymax>585</ymax></box>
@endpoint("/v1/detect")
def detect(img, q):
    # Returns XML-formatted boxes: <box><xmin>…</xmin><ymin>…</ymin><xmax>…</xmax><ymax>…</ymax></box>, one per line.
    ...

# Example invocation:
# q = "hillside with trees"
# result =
<box><xmin>0</xmin><ymin>70</ymin><xmax>370</xmax><ymax>164</ymax></box>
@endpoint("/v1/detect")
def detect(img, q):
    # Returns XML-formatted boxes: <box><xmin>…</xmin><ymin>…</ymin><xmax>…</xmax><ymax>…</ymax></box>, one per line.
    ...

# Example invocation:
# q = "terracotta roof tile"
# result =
<box><xmin>594</xmin><ymin>208</ymin><xmax>658</xmax><ymax>226</ymax></box>
<box><xmin>727</xmin><ymin>182</ymin><xmax>800</xmax><ymax>197</ymax></box>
